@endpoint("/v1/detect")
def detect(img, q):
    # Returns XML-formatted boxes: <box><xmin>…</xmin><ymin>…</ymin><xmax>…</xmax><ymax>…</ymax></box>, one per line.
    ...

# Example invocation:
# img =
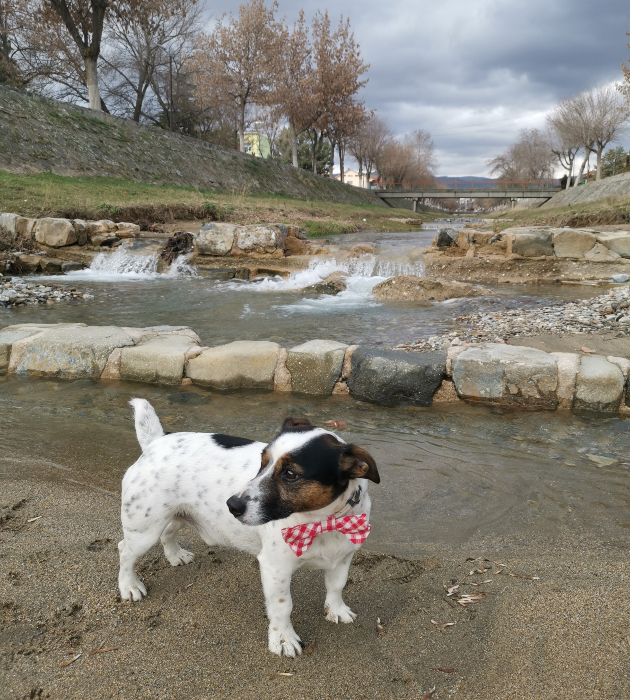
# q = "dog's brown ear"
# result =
<box><xmin>281</xmin><ymin>416</ymin><xmax>314</xmax><ymax>432</ymax></box>
<box><xmin>340</xmin><ymin>445</ymin><xmax>380</xmax><ymax>484</ymax></box>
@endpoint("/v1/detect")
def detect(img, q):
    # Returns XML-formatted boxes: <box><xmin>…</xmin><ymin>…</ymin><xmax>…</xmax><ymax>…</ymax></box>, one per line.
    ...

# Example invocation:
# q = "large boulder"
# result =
<box><xmin>504</xmin><ymin>227</ymin><xmax>554</xmax><ymax>257</ymax></box>
<box><xmin>550</xmin><ymin>352</ymin><xmax>580</xmax><ymax>409</ymax></box>
<box><xmin>372</xmin><ymin>276</ymin><xmax>489</xmax><ymax>302</ymax></box>
<box><xmin>0</xmin><ymin>213</ymin><xmax>34</xmax><ymax>238</ymax></box>
<box><xmin>301</xmin><ymin>272</ymin><xmax>347</xmax><ymax>295</ymax></box>
<box><xmin>120</xmin><ymin>335</ymin><xmax>199</xmax><ymax>385</ymax></box>
<box><xmin>284</xmin><ymin>236</ymin><xmax>309</xmax><ymax>256</ymax></box>
<box><xmin>87</xmin><ymin>220</ymin><xmax>116</xmax><ymax>235</ymax></box>
<box><xmin>235</xmin><ymin>224</ymin><xmax>287</xmax><ymax>253</ymax></box>
<box><xmin>35</xmin><ymin>218</ymin><xmax>77</xmax><ymax>248</ymax></box>
<box><xmin>451</xmin><ymin>343</ymin><xmax>558</xmax><ymax>409</ymax></box>
<box><xmin>584</xmin><ymin>243</ymin><xmax>621</xmax><ymax>262</ymax></box>
<box><xmin>436</xmin><ymin>228</ymin><xmax>458</xmax><ymax>249</ymax></box>
<box><xmin>348</xmin><ymin>348</ymin><xmax>446</xmax><ymax>407</ymax></box>
<box><xmin>0</xmin><ymin>327</ymin><xmax>46</xmax><ymax>373</ymax></box>
<box><xmin>595</xmin><ymin>232</ymin><xmax>630</xmax><ymax>258</ymax></box>
<box><xmin>187</xmin><ymin>341</ymin><xmax>280</xmax><ymax>390</ymax></box>
<box><xmin>573</xmin><ymin>355</ymin><xmax>624</xmax><ymax>412</ymax></box>
<box><xmin>286</xmin><ymin>339</ymin><xmax>348</xmax><ymax>395</ymax></box>
<box><xmin>194</xmin><ymin>222</ymin><xmax>238</xmax><ymax>256</ymax></box>
<box><xmin>8</xmin><ymin>324</ymin><xmax>133</xmax><ymax>378</ymax></box>
<box><xmin>115</xmin><ymin>222</ymin><xmax>141</xmax><ymax>238</ymax></box>
<box><xmin>552</xmin><ymin>229</ymin><xmax>597</xmax><ymax>258</ymax></box>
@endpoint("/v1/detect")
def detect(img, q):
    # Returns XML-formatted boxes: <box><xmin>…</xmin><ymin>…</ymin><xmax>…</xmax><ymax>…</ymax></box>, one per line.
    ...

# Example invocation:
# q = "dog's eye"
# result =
<box><xmin>282</xmin><ymin>469</ymin><xmax>300</xmax><ymax>482</ymax></box>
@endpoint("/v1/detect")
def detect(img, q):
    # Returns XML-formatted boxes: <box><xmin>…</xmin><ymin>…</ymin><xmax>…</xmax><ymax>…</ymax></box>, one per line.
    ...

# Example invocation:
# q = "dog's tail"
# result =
<box><xmin>130</xmin><ymin>398</ymin><xmax>164</xmax><ymax>452</ymax></box>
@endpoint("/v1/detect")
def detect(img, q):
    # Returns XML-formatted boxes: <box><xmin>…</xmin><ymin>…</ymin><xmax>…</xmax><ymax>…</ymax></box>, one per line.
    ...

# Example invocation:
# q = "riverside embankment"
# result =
<box><xmin>0</xmin><ymin>86</ymin><xmax>380</xmax><ymax>207</ymax></box>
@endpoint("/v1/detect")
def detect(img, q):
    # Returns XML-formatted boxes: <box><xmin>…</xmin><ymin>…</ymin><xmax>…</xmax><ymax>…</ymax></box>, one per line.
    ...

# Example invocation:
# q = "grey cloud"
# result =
<box><xmin>203</xmin><ymin>0</ymin><xmax>630</xmax><ymax>174</ymax></box>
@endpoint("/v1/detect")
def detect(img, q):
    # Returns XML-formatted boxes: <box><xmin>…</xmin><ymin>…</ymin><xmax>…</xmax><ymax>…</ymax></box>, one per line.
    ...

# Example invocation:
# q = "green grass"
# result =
<box><xmin>0</xmin><ymin>170</ymin><xmax>437</xmax><ymax>233</ymax></box>
<box><xmin>489</xmin><ymin>194</ymin><xmax>630</xmax><ymax>229</ymax></box>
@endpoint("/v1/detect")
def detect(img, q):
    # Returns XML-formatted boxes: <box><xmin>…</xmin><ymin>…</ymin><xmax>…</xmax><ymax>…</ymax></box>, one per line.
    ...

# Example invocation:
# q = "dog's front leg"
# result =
<box><xmin>324</xmin><ymin>552</ymin><xmax>357</xmax><ymax>623</ymax></box>
<box><xmin>257</xmin><ymin>551</ymin><xmax>302</xmax><ymax>657</ymax></box>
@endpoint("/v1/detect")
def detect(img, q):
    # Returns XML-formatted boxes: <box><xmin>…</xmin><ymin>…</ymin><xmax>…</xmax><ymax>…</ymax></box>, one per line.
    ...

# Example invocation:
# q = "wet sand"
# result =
<box><xmin>2</xmin><ymin>474</ymin><xmax>629</xmax><ymax>700</ymax></box>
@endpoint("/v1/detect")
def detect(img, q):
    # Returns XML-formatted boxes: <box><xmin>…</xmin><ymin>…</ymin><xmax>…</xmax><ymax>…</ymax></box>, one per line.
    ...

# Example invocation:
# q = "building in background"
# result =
<box><xmin>244</xmin><ymin>132</ymin><xmax>271</xmax><ymax>158</ymax></box>
<box><xmin>333</xmin><ymin>169</ymin><xmax>377</xmax><ymax>188</ymax></box>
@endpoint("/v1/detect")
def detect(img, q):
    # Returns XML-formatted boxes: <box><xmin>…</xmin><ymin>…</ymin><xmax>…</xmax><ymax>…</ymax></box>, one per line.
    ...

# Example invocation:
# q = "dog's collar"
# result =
<box><xmin>333</xmin><ymin>485</ymin><xmax>363</xmax><ymax>519</ymax></box>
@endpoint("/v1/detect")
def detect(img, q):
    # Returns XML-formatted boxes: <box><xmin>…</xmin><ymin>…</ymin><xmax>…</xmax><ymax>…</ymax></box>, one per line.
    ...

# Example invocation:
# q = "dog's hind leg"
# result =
<box><xmin>160</xmin><ymin>518</ymin><xmax>195</xmax><ymax>566</ymax></box>
<box><xmin>324</xmin><ymin>552</ymin><xmax>357</xmax><ymax>624</ymax></box>
<box><xmin>118</xmin><ymin>523</ymin><xmax>164</xmax><ymax>602</ymax></box>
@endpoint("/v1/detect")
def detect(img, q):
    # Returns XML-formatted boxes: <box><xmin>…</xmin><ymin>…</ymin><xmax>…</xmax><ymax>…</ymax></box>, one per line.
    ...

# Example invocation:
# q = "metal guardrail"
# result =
<box><xmin>374</xmin><ymin>179</ymin><xmax>561</xmax><ymax>192</ymax></box>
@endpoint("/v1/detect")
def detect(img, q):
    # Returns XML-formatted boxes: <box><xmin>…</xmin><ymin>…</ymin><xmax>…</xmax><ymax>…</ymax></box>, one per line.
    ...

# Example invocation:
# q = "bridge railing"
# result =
<box><xmin>374</xmin><ymin>179</ymin><xmax>561</xmax><ymax>192</ymax></box>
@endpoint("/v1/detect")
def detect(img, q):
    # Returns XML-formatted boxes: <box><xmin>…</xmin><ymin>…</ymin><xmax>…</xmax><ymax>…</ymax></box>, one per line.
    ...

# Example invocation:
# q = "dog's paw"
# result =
<box><xmin>165</xmin><ymin>548</ymin><xmax>194</xmax><ymax>567</ymax></box>
<box><xmin>268</xmin><ymin>626</ymin><xmax>303</xmax><ymax>657</ymax></box>
<box><xmin>119</xmin><ymin>578</ymin><xmax>147</xmax><ymax>602</ymax></box>
<box><xmin>324</xmin><ymin>602</ymin><xmax>357</xmax><ymax>624</ymax></box>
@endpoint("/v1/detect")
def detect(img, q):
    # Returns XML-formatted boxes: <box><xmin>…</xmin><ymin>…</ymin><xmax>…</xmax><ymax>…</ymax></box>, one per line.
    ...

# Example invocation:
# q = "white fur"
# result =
<box><xmin>118</xmin><ymin>400</ymin><xmax>372</xmax><ymax>657</ymax></box>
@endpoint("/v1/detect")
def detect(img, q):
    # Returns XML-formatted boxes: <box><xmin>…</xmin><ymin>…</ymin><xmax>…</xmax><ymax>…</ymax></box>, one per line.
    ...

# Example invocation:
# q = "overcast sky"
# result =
<box><xmin>204</xmin><ymin>0</ymin><xmax>630</xmax><ymax>176</ymax></box>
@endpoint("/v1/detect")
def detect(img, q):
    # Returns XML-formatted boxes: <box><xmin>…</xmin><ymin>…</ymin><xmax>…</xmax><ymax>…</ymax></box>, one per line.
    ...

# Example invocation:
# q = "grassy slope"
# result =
<box><xmin>0</xmin><ymin>171</ymin><xmax>436</xmax><ymax>235</ymax></box>
<box><xmin>489</xmin><ymin>194</ymin><xmax>630</xmax><ymax>229</ymax></box>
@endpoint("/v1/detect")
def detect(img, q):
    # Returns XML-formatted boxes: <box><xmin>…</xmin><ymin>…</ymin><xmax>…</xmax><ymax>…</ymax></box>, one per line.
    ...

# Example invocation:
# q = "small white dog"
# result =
<box><xmin>118</xmin><ymin>399</ymin><xmax>380</xmax><ymax>657</ymax></box>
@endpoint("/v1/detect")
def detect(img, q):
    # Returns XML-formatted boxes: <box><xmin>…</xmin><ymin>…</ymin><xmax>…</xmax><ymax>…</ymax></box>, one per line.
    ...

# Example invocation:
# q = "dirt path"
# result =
<box><xmin>1</xmin><ymin>477</ymin><xmax>628</xmax><ymax>700</ymax></box>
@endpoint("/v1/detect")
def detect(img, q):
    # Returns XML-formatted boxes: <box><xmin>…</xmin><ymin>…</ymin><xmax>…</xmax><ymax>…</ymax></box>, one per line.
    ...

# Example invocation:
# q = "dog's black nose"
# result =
<box><xmin>226</xmin><ymin>495</ymin><xmax>246</xmax><ymax>518</ymax></box>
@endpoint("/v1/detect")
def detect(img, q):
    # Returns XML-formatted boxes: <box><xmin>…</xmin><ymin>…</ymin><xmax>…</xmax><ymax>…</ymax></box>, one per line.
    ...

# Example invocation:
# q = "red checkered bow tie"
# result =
<box><xmin>281</xmin><ymin>513</ymin><xmax>371</xmax><ymax>557</ymax></box>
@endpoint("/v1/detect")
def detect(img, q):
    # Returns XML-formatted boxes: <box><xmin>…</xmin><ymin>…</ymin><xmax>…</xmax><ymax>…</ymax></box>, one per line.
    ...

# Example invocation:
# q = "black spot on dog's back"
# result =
<box><xmin>212</xmin><ymin>434</ymin><xmax>256</xmax><ymax>449</ymax></box>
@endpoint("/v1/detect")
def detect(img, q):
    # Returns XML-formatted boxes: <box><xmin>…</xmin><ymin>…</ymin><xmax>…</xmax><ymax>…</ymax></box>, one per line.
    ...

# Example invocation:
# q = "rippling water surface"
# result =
<box><xmin>1</xmin><ymin>377</ymin><xmax>628</xmax><ymax>556</ymax></box>
<box><xmin>3</xmin><ymin>231</ymin><xmax>605</xmax><ymax>347</ymax></box>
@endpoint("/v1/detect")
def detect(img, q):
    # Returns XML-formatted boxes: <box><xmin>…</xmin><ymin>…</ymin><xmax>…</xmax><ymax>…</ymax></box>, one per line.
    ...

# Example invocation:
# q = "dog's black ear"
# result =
<box><xmin>339</xmin><ymin>445</ymin><xmax>380</xmax><ymax>484</ymax></box>
<box><xmin>281</xmin><ymin>417</ymin><xmax>314</xmax><ymax>432</ymax></box>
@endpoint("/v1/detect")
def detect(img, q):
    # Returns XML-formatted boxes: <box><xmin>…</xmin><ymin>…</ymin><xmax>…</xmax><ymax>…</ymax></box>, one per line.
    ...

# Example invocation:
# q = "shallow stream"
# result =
<box><xmin>1</xmin><ymin>228</ymin><xmax>628</xmax><ymax>555</ymax></box>
<box><xmin>4</xmin><ymin>229</ymin><xmax>604</xmax><ymax>347</ymax></box>
<box><xmin>1</xmin><ymin>377</ymin><xmax>628</xmax><ymax>557</ymax></box>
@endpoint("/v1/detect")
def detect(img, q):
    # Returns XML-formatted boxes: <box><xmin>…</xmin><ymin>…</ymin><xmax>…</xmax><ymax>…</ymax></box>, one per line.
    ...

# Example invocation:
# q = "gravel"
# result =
<box><xmin>394</xmin><ymin>284</ymin><xmax>630</xmax><ymax>352</ymax></box>
<box><xmin>0</xmin><ymin>276</ymin><xmax>92</xmax><ymax>307</ymax></box>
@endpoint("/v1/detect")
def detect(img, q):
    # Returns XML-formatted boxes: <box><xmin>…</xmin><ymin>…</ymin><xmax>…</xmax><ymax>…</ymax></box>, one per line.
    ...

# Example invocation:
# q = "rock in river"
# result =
<box><xmin>371</xmin><ymin>276</ymin><xmax>490</xmax><ymax>302</ymax></box>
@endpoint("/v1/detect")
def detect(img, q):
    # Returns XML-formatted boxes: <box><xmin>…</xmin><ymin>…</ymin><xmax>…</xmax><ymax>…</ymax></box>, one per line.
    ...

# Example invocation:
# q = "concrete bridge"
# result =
<box><xmin>374</xmin><ymin>180</ymin><xmax>561</xmax><ymax>211</ymax></box>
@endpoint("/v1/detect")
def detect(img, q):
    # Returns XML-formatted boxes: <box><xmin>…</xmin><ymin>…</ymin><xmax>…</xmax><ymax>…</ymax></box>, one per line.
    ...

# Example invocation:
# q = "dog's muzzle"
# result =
<box><xmin>226</xmin><ymin>495</ymin><xmax>247</xmax><ymax>519</ymax></box>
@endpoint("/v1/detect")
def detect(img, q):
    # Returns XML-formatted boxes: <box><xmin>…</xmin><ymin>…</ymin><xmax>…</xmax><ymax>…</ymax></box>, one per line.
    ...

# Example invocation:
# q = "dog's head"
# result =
<box><xmin>226</xmin><ymin>417</ymin><xmax>379</xmax><ymax>526</ymax></box>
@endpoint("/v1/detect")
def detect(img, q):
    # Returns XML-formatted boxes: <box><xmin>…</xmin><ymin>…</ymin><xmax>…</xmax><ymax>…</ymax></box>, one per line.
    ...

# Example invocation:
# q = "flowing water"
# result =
<box><xmin>6</xmin><ymin>234</ymin><xmax>604</xmax><ymax>348</ymax></box>
<box><xmin>1</xmin><ymin>377</ymin><xmax>628</xmax><ymax>556</ymax></box>
<box><xmin>1</xmin><ymin>229</ymin><xmax>627</xmax><ymax>554</ymax></box>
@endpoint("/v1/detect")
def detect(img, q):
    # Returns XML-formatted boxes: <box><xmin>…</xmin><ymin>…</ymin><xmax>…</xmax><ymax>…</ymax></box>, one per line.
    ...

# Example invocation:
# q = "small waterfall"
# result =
<box><xmin>63</xmin><ymin>247</ymin><xmax>196</xmax><ymax>281</ymax></box>
<box><xmin>90</xmin><ymin>248</ymin><xmax>159</xmax><ymax>275</ymax></box>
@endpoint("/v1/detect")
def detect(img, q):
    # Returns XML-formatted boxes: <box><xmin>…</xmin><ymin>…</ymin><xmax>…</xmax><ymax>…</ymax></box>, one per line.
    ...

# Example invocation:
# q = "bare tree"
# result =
<box><xmin>586</xmin><ymin>84</ymin><xmax>630</xmax><ymax>180</ymax></box>
<box><xmin>0</xmin><ymin>0</ymin><xmax>26</xmax><ymax>86</ymax></box>
<box><xmin>488</xmin><ymin>128</ymin><xmax>555</xmax><ymax>180</ymax></box>
<box><xmin>37</xmin><ymin>0</ymin><xmax>110</xmax><ymax>110</ymax></box>
<box><xmin>546</xmin><ymin>102</ymin><xmax>581</xmax><ymax>182</ymax></box>
<box><xmin>100</xmin><ymin>0</ymin><xmax>201</xmax><ymax>123</ymax></box>
<box><xmin>405</xmin><ymin>129</ymin><xmax>437</xmax><ymax>180</ymax></box>
<box><xmin>189</xmin><ymin>0</ymin><xmax>281</xmax><ymax>153</ymax></box>
<box><xmin>348</xmin><ymin>114</ymin><xmax>392</xmax><ymax>186</ymax></box>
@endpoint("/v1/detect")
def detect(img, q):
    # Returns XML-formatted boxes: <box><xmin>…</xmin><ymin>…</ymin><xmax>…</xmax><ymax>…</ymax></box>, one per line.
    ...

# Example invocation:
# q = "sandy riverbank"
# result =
<box><xmin>1</xmin><ymin>474</ymin><xmax>628</xmax><ymax>700</ymax></box>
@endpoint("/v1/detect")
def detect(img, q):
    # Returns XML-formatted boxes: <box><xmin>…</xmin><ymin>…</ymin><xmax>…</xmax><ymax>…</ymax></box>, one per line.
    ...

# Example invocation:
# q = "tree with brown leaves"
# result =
<box><xmin>189</xmin><ymin>0</ymin><xmax>281</xmax><ymax>153</ymax></box>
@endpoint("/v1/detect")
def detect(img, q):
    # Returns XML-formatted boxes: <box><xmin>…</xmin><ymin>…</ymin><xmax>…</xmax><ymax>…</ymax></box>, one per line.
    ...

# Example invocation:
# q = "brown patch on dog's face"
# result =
<box><xmin>244</xmin><ymin>434</ymin><xmax>379</xmax><ymax>524</ymax></box>
<box><xmin>273</xmin><ymin>454</ymin><xmax>337</xmax><ymax>513</ymax></box>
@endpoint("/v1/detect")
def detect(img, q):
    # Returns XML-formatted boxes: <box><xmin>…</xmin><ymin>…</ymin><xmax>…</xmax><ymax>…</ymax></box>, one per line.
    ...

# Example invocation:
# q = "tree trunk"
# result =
<box><xmin>238</xmin><ymin>100</ymin><xmax>246</xmax><ymax>153</ymax></box>
<box><xmin>328</xmin><ymin>139</ymin><xmax>335</xmax><ymax>179</ymax></box>
<box><xmin>596</xmin><ymin>147</ymin><xmax>603</xmax><ymax>181</ymax></box>
<box><xmin>289</xmin><ymin>120</ymin><xmax>298</xmax><ymax>168</ymax></box>
<box><xmin>84</xmin><ymin>56</ymin><xmax>102</xmax><ymax>111</ymax></box>
<box><xmin>339</xmin><ymin>143</ymin><xmax>345</xmax><ymax>183</ymax></box>
<box><xmin>573</xmin><ymin>152</ymin><xmax>589</xmax><ymax>187</ymax></box>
